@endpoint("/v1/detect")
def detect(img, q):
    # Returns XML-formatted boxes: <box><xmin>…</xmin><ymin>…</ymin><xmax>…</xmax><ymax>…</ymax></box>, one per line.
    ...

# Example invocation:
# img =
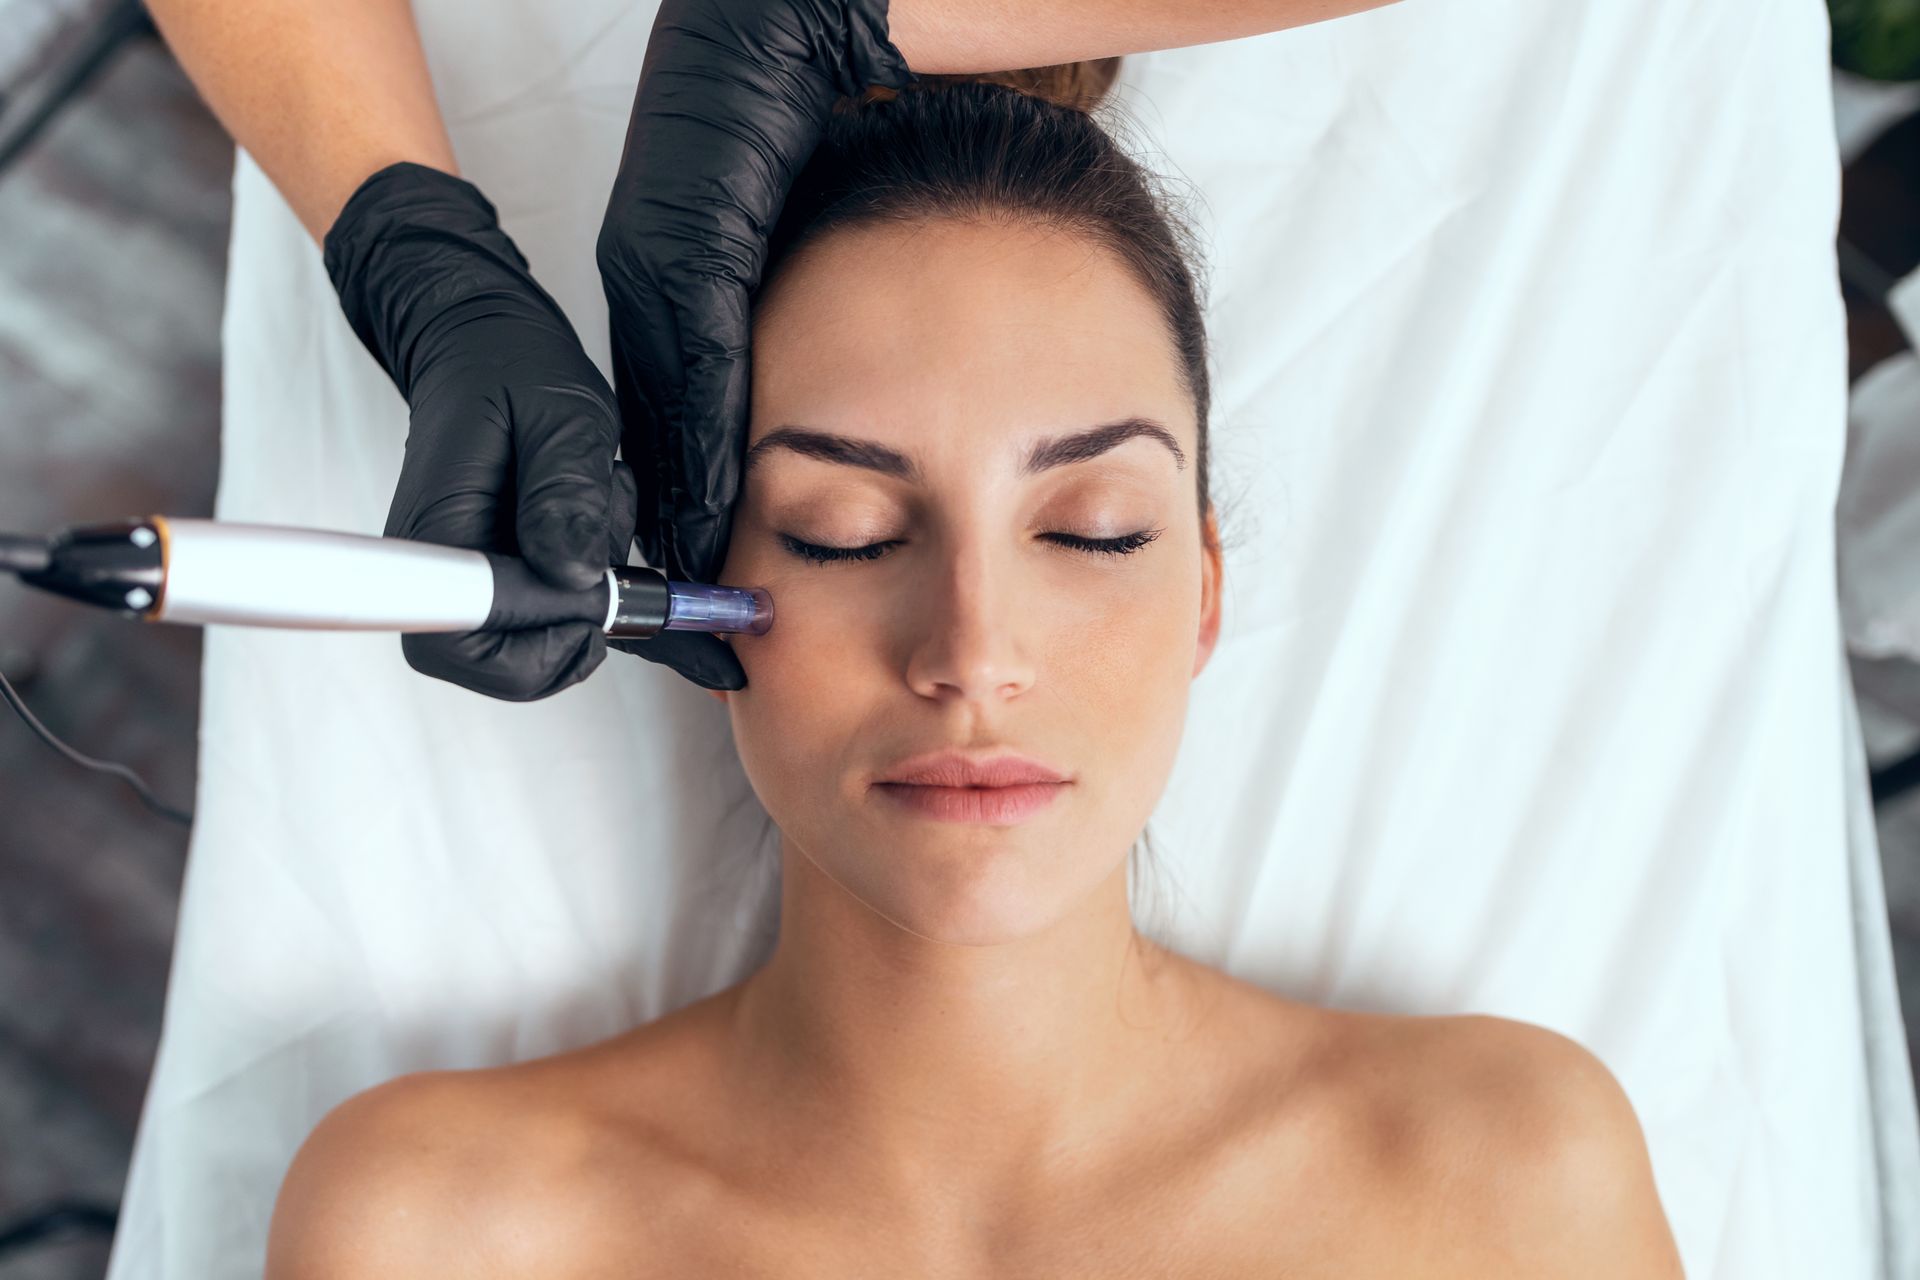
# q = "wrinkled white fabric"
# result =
<box><xmin>107</xmin><ymin>0</ymin><xmax>1920</xmax><ymax>1275</ymax></box>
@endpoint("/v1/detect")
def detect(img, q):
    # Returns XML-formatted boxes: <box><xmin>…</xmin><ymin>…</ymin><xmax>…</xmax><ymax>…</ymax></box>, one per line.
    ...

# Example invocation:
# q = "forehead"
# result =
<box><xmin>748</xmin><ymin>216</ymin><xmax>1194</xmax><ymax>460</ymax></box>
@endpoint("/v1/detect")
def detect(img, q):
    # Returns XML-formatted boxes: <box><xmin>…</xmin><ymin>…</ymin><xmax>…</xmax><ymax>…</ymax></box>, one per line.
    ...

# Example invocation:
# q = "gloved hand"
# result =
<box><xmin>323</xmin><ymin>161</ymin><xmax>745</xmax><ymax>698</ymax></box>
<box><xmin>596</xmin><ymin>0</ymin><xmax>914</xmax><ymax>600</ymax></box>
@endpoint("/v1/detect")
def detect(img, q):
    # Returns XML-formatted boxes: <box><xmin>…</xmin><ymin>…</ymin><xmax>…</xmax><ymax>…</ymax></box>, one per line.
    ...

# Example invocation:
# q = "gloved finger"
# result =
<box><xmin>610</xmin><ymin>629</ymin><xmax>745</xmax><ymax>692</ymax></box>
<box><xmin>385</xmin><ymin>394</ymin><xmax>515</xmax><ymax>552</ymax></box>
<box><xmin>606</xmin><ymin>278</ymin><xmax>749</xmax><ymax>586</ymax></box>
<box><xmin>513</xmin><ymin>379</ymin><xmax>623</xmax><ymax>592</ymax></box>
<box><xmin>604</xmin><ymin>287</ymin><xmax>677</xmax><ymax>576</ymax></box>
<box><xmin>602</xmin><ymin>297</ymin><xmax>670</xmax><ymax>573</ymax></box>
<box><xmin>403</xmin><ymin>622</ymin><xmax>607</xmax><ymax>702</ymax></box>
<box><xmin>660</xmin><ymin>277</ymin><xmax>752</xmax><ymax>585</ymax></box>
<box><xmin>608</xmin><ymin>458</ymin><xmax>640</xmax><ymax>566</ymax></box>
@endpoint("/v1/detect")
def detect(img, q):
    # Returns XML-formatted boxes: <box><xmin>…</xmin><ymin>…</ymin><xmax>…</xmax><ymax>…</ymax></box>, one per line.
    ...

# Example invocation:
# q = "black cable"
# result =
<box><xmin>0</xmin><ymin>664</ymin><xmax>192</xmax><ymax>827</ymax></box>
<box><xmin>0</xmin><ymin>1199</ymin><xmax>118</xmax><ymax>1260</ymax></box>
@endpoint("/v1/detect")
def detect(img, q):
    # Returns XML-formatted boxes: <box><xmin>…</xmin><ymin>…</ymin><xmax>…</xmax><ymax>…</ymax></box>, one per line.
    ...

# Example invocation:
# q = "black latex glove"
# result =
<box><xmin>596</xmin><ymin>0</ymin><xmax>914</xmax><ymax>602</ymax></box>
<box><xmin>323</xmin><ymin>162</ymin><xmax>746</xmax><ymax>698</ymax></box>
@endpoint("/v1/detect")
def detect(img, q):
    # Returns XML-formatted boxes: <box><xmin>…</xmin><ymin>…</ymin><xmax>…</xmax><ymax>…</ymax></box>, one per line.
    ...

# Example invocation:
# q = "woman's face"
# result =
<box><xmin>712</xmin><ymin>215</ymin><xmax>1221</xmax><ymax>946</ymax></box>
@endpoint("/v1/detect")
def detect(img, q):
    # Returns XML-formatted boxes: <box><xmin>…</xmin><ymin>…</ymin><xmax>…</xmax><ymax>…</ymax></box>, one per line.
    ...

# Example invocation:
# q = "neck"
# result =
<box><xmin>724</xmin><ymin>837</ymin><xmax>1206</xmax><ymax>1201</ymax></box>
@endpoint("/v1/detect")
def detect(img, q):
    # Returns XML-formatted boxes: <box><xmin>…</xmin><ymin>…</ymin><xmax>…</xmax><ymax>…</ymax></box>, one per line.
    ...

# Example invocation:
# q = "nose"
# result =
<box><xmin>902</xmin><ymin>540</ymin><xmax>1038</xmax><ymax>704</ymax></box>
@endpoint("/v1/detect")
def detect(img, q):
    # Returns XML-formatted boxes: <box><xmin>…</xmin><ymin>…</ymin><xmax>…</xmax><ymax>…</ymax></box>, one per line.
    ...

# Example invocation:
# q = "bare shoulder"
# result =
<box><xmin>263</xmin><ymin>998</ymin><xmax>743</xmax><ymax>1280</ymax></box>
<box><xmin>263</xmin><ymin>1052</ymin><xmax>643</xmax><ymax>1280</ymax></box>
<box><xmin>1342</xmin><ymin>1012</ymin><xmax>1686</xmax><ymax>1278</ymax></box>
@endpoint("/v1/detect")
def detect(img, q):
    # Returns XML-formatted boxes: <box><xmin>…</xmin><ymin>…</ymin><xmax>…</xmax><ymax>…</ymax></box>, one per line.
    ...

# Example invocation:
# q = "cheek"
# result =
<box><xmin>717</xmin><ymin>558</ymin><xmax>888</xmax><ymax>810</ymax></box>
<box><xmin>1039</xmin><ymin>561</ymin><xmax>1199</xmax><ymax>784</ymax></box>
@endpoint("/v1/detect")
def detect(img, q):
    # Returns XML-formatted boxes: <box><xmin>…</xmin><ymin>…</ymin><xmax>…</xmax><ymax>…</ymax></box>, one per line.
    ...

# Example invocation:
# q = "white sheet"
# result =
<box><xmin>106</xmin><ymin>0</ymin><xmax>1920</xmax><ymax>1274</ymax></box>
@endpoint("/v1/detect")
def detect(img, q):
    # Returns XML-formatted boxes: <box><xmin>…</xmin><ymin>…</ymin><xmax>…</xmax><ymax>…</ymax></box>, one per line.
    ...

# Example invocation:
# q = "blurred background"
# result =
<box><xmin>0</xmin><ymin>3</ymin><xmax>1917</xmax><ymax>1276</ymax></box>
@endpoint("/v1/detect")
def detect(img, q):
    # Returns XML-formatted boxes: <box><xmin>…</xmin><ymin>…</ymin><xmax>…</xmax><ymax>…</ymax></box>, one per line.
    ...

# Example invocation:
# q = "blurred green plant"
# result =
<box><xmin>1832</xmin><ymin>0</ymin><xmax>1920</xmax><ymax>80</ymax></box>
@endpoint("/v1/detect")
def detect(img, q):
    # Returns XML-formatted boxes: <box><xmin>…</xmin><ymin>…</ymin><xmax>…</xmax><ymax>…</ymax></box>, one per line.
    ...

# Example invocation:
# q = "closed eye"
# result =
<box><xmin>779</xmin><ymin>528</ymin><xmax>1164</xmax><ymax>565</ymax></box>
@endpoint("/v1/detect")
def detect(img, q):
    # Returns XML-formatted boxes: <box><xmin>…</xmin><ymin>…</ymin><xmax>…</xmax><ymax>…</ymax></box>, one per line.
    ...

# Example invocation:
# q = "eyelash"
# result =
<box><xmin>780</xmin><ymin>527</ymin><xmax>1165</xmax><ymax>565</ymax></box>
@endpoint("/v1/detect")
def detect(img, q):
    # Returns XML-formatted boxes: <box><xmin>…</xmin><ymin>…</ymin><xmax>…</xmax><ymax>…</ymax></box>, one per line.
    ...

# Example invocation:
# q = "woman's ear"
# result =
<box><xmin>1193</xmin><ymin>509</ymin><xmax>1223</xmax><ymax>678</ymax></box>
<box><xmin>706</xmin><ymin>689</ymin><xmax>729</xmax><ymax>705</ymax></box>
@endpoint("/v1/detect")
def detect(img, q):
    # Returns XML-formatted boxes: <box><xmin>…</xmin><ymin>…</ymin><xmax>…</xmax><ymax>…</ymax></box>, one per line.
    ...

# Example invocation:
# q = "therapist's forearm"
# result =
<box><xmin>145</xmin><ymin>0</ymin><xmax>458</xmax><ymax>244</ymax></box>
<box><xmin>886</xmin><ymin>0</ymin><xmax>1396</xmax><ymax>72</ymax></box>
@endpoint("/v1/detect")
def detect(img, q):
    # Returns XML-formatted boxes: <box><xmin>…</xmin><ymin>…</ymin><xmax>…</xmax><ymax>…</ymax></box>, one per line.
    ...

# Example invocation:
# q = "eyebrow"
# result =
<box><xmin>741</xmin><ymin>416</ymin><xmax>1187</xmax><ymax>481</ymax></box>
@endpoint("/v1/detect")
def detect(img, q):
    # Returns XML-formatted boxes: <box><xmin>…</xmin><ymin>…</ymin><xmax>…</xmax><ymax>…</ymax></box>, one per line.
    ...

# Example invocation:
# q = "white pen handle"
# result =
<box><xmin>156</xmin><ymin>518</ymin><xmax>498</xmax><ymax>630</ymax></box>
<box><xmin>8</xmin><ymin>517</ymin><xmax>770</xmax><ymax>637</ymax></box>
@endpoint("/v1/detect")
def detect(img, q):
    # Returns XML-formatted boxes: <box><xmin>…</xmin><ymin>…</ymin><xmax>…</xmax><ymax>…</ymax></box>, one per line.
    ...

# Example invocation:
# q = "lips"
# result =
<box><xmin>872</xmin><ymin>750</ymin><xmax>1070</xmax><ymax>825</ymax></box>
<box><xmin>875</xmin><ymin>751</ymin><xmax>1067</xmax><ymax>788</ymax></box>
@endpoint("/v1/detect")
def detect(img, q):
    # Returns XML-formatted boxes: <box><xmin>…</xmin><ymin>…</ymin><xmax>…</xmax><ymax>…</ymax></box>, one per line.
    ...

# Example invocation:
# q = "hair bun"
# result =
<box><xmin>866</xmin><ymin>57</ymin><xmax>1122</xmax><ymax>114</ymax></box>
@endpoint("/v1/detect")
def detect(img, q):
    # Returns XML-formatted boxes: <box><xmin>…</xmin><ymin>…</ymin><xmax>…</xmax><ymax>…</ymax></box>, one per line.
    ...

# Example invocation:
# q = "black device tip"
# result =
<box><xmin>0</xmin><ymin>533</ymin><xmax>52</xmax><ymax>576</ymax></box>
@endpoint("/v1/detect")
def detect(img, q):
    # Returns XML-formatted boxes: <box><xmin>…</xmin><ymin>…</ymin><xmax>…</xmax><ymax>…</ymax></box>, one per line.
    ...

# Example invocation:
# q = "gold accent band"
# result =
<box><xmin>147</xmin><ymin>514</ymin><xmax>170</xmax><ymax>621</ymax></box>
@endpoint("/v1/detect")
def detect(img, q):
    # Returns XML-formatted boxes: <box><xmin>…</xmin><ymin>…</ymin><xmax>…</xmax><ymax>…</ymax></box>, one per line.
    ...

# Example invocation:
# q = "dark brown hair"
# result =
<box><xmin>758</xmin><ymin>65</ymin><xmax>1214</xmax><ymax>529</ymax></box>
<box><xmin>895</xmin><ymin>57</ymin><xmax>1124</xmax><ymax>115</ymax></box>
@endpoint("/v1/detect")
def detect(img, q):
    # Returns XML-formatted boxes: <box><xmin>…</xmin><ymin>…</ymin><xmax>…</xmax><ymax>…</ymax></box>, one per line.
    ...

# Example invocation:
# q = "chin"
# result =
<box><xmin>857</xmin><ymin>839</ymin><xmax>1094</xmax><ymax>946</ymax></box>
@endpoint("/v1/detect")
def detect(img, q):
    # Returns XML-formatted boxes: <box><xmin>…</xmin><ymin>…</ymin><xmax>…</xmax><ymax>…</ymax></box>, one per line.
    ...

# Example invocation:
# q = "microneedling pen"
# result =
<box><xmin>0</xmin><ymin>517</ymin><xmax>772</xmax><ymax>638</ymax></box>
